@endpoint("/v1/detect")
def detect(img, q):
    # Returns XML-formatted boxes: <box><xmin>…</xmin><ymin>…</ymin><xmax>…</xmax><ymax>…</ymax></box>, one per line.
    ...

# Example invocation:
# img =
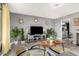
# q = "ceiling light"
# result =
<box><xmin>49</xmin><ymin>3</ymin><xmax>64</xmax><ymax>8</ymax></box>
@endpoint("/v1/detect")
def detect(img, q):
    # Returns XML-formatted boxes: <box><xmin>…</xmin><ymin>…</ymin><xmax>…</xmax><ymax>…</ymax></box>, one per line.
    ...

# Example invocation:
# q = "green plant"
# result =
<box><xmin>10</xmin><ymin>27</ymin><xmax>21</xmax><ymax>41</ymax></box>
<box><xmin>43</xmin><ymin>31</ymin><xmax>46</xmax><ymax>34</ymax></box>
<box><xmin>20</xmin><ymin>28</ymin><xmax>24</xmax><ymax>41</ymax></box>
<box><xmin>47</xmin><ymin>28</ymin><xmax>57</xmax><ymax>39</ymax></box>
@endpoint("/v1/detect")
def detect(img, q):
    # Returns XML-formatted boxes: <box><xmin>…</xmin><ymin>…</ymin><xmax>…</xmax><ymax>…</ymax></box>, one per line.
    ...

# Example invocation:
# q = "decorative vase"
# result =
<box><xmin>49</xmin><ymin>40</ymin><xmax>53</xmax><ymax>46</ymax></box>
<box><xmin>14</xmin><ymin>41</ymin><xmax>18</xmax><ymax>45</ymax></box>
<box><xmin>21</xmin><ymin>41</ymin><xmax>25</xmax><ymax>44</ymax></box>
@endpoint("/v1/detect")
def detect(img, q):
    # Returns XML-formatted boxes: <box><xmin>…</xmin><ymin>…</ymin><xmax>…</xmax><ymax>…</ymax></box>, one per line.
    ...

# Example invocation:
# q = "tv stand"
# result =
<box><xmin>28</xmin><ymin>34</ymin><xmax>46</xmax><ymax>42</ymax></box>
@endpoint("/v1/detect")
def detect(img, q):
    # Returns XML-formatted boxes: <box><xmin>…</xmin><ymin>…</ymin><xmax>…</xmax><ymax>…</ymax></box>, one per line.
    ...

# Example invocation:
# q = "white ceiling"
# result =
<box><xmin>8</xmin><ymin>3</ymin><xmax>79</xmax><ymax>19</ymax></box>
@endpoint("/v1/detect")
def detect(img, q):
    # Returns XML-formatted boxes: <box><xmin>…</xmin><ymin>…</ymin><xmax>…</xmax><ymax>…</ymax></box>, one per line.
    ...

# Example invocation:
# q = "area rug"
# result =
<box><xmin>20</xmin><ymin>48</ymin><xmax>50</xmax><ymax>56</ymax></box>
<box><xmin>50</xmin><ymin>46</ymin><xmax>77</xmax><ymax>56</ymax></box>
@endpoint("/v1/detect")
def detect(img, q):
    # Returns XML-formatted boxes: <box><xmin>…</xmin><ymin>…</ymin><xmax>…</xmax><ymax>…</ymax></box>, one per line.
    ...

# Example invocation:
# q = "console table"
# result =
<box><xmin>27</xmin><ymin>34</ymin><xmax>46</xmax><ymax>42</ymax></box>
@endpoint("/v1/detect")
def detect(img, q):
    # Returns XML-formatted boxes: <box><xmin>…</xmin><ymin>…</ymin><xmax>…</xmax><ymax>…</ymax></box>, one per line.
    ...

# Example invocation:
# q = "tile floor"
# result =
<box><xmin>1</xmin><ymin>40</ymin><xmax>79</xmax><ymax>56</ymax></box>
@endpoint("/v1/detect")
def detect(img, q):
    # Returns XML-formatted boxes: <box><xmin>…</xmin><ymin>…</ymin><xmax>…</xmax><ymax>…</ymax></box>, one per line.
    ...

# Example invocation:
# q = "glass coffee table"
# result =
<box><xmin>30</xmin><ymin>39</ymin><xmax>64</xmax><ymax>56</ymax></box>
<box><xmin>16</xmin><ymin>40</ymin><xmax>64</xmax><ymax>56</ymax></box>
<box><xmin>18</xmin><ymin>45</ymin><xmax>51</xmax><ymax>56</ymax></box>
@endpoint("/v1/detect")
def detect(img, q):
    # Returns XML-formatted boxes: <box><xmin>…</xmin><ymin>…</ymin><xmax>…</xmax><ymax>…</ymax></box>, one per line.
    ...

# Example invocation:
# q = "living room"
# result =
<box><xmin>1</xmin><ymin>3</ymin><xmax>79</xmax><ymax>56</ymax></box>
<box><xmin>10</xmin><ymin>10</ymin><xmax>62</xmax><ymax>56</ymax></box>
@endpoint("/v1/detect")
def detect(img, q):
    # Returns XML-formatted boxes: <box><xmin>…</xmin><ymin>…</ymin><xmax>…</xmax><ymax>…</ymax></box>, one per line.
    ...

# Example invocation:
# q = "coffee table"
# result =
<box><xmin>37</xmin><ymin>40</ymin><xmax>64</xmax><ymax>56</ymax></box>
<box><xmin>30</xmin><ymin>39</ymin><xmax>64</xmax><ymax>56</ymax></box>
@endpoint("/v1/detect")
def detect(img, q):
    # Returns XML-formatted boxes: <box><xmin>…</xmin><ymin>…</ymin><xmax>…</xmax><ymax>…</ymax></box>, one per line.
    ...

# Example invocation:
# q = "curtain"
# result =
<box><xmin>2</xmin><ymin>3</ymin><xmax>10</xmax><ymax>54</ymax></box>
<box><xmin>0</xmin><ymin>4</ymin><xmax>2</xmax><ymax>52</ymax></box>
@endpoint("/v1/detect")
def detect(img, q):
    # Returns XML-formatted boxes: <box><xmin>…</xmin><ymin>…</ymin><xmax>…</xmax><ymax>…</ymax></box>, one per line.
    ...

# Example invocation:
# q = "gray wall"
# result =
<box><xmin>10</xmin><ymin>11</ymin><xmax>79</xmax><ymax>43</ymax></box>
<box><xmin>59</xmin><ymin>12</ymin><xmax>79</xmax><ymax>44</ymax></box>
<box><xmin>54</xmin><ymin>19</ymin><xmax>62</xmax><ymax>39</ymax></box>
<box><xmin>10</xmin><ymin>13</ymin><xmax>55</xmax><ymax>38</ymax></box>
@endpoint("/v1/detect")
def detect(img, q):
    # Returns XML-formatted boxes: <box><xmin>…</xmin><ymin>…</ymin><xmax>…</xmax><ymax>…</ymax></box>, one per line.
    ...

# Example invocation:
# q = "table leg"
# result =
<box><xmin>44</xmin><ymin>47</ymin><xmax>46</xmax><ymax>56</ymax></box>
<box><xmin>62</xmin><ymin>43</ymin><xmax>64</xmax><ymax>51</ymax></box>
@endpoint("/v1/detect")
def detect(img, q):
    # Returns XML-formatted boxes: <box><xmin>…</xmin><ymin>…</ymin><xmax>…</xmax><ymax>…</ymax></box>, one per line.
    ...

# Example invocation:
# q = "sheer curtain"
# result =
<box><xmin>2</xmin><ymin>3</ymin><xmax>10</xmax><ymax>54</ymax></box>
<box><xmin>0</xmin><ymin>4</ymin><xmax>2</xmax><ymax>53</ymax></box>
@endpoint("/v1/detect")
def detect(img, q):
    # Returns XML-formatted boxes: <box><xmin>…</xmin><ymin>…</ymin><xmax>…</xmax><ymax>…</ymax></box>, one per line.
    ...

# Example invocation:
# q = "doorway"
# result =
<box><xmin>62</xmin><ymin>22</ymin><xmax>70</xmax><ymax>39</ymax></box>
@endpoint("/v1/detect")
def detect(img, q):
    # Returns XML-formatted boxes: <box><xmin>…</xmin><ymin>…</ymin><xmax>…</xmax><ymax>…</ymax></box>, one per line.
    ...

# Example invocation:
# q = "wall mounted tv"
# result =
<box><xmin>30</xmin><ymin>26</ymin><xmax>43</xmax><ymax>35</ymax></box>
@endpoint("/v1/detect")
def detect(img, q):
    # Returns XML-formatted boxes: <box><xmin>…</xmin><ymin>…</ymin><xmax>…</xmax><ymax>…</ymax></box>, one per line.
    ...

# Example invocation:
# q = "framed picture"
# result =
<box><xmin>74</xmin><ymin>17</ymin><xmax>79</xmax><ymax>26</ymax></box>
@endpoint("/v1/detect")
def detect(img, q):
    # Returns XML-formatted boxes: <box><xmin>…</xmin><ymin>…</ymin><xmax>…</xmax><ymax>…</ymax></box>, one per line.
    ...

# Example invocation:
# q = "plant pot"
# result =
<box><xmin>14</xmin><ymin>41</ymin><xmax>18</xmax><ymax>45</ymax></box>
<box><xmin>49</xmin><ymin>40</ymin><xmax>53</xmax><ymax>46</ymax></box>
<box><xmin>21</xmin><ymin>41</ymin><xmax>25</xmax><ymax>44</ymax></box>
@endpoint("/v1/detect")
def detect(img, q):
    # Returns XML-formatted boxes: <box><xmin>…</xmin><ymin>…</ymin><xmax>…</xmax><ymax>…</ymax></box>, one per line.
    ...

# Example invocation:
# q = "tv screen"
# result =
<box><xmin>30</xmin><ymin>26</ymin><xmax>43</xmax><ymax>35</ymax></box>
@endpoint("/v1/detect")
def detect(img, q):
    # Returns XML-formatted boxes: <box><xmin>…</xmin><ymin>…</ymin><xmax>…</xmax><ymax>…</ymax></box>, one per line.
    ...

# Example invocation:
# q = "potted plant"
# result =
<box><xmin>20</xmin><ymin>28</ymin><xmax>24</xmax><ymax>40</ymax></box>
<box><xmin>47</xmin><ymin>28</ymin><xmax>57</xmax><ymax>40</ymax></box>
<box><xmin>10</xmin><ymin>26</ymin><xmax>21</xmax><ymax>44</ymax></box>
<box><xmin>46</xmin><ymin>28</ymin><xmax>57</xmax><ymax>45</ymax></box>
<box><xmin>20</xmin><ymin>28</ymin><xmax>25</xmax><ymax>44</ymax></box>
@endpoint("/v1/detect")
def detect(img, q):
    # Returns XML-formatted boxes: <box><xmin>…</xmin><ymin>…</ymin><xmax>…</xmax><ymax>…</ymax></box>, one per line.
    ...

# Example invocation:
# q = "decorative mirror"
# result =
<box><xmin>34</xmin><ymin>18</ymin><xmax>38</xmax><ymax>23</ymax></box>
<box><xmin>18</xmin><ymin>18</ymin><xmax>24</xmax><ymax>24</ymax></box>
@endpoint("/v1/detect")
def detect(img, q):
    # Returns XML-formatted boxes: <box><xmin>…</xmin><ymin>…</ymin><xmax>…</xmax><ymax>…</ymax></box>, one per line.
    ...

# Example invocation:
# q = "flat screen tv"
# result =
<box><xmin>30</xmin><ymin>26</ymin><xmax>43</xmax><ymax>35</ymax></box>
